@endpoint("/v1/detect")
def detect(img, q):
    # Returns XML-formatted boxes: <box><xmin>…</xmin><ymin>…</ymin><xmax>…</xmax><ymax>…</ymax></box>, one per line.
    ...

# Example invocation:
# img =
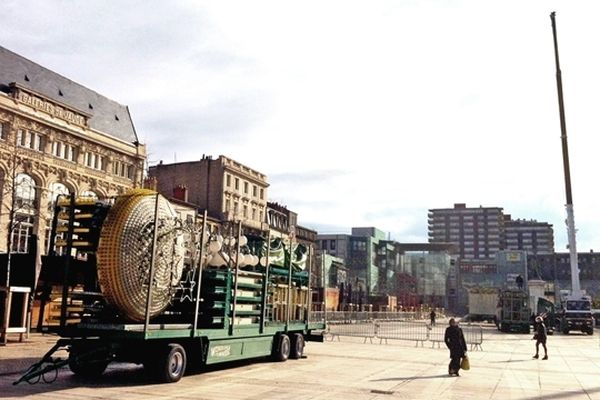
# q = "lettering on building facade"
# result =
<box><xmin>15</xmin><ymin>89</ymin><xmax>88</xmax><ymax>127</ymax></box>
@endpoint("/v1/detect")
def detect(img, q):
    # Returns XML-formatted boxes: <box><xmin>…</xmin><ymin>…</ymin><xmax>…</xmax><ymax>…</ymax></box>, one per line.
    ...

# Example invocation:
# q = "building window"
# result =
<box><xmin>51</xmin><ymin>141</ymin><xmax>76</xmax><ymax>162</ymax></box>
<box><xmin>235</xmin><ymin>178</ymin><xmax>239</xmax><ymax>190</ymax></box>
<box><xmin>12</xmin><ymin>173</ymin><xmax>38</xmax><ymax>254</ymax></box>
<box><xmin>252</xmin><ymin>208</ymin><xmax>256</xmax><ymax>220</ymax></box>
<box><xmin>253</xmin><ymin>185</ymin><xmax>257</xmax><ymax>197</ymax></box>
<box><xmin>330</xmin><ymin>240</ymin><xmax>336</xmax><ymax>250</ymax></box>
<box><xmin>11</xmin><ymin>215</ymin><xmax>33</xmax><ymax>254</ymax></box>
<box><xmin>14</xmin><ymin>173</ymin><xmax>37</xmax><ymax>210</ymax></box>
<box><xmin>226</xmin><ymin>174</ymin><xmax>231</xmax><ymax>187</ymax></box>
<box><xmin>113</xmin><ymin>160</ymin><xmax>134</xmax><ymax>179</ymax></box>
<box><xmin>84</xmin><ymin>152</ymin><xmax>105</xmax><ymax>171</ymax></box>
<box><xmin>16</xmin><ymin>129</ymin><xmax>44</xmax><ymax>152</ymax></box>
<box><xmin>225</xmin><ymin>199</ymin><xmax>230</xmax><ymax>212</ymax></box>
<box><xmin>243</xmin><ymin>205</ymin><xmax>248</xmax><ymax>218</ymax></box>
<box><xmin>260</xmin><ymin>188</ymin><xmax>264</xmax><ymax>200</ymax></box>
<box><xmin>0</xmin><ymin>122</ymin><xmax>6</xmax><ymax>140</ymax></box>
<box><xmin>259</xmin><ymin>210</ymin><xmax>263</xmax><ymax>222</ymax></box>
<box><xmin>243</xmin><ymin>182</ymin><xmax>248</xmax><ymax>194</ymax></box>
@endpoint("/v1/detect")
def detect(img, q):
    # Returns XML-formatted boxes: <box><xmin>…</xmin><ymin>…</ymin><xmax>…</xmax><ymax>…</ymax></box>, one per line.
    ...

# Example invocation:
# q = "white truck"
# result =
<box><xmin>465</xmin><ymin>287</ymin><xmax>499</xmax><ymax>323</ymax></box>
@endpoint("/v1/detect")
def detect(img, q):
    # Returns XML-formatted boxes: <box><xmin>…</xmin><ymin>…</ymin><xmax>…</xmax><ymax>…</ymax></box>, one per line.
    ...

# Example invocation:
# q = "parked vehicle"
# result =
<box><xmin>496</xmin><ymin>289</ymin><xmax>530</xmax><ymax>333</ymax></box>
<box><xmin>16</xmin><ymin>191</ymin><xmax>325</xmax><ymax>385</ymax></box>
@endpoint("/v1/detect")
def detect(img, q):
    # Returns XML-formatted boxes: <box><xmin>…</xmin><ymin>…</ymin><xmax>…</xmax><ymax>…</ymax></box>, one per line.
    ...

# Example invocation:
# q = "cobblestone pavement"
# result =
<box><xmin>1</xmin><ymin>327</ymin><xmax>600</xmax><ymax>399</ymax></box>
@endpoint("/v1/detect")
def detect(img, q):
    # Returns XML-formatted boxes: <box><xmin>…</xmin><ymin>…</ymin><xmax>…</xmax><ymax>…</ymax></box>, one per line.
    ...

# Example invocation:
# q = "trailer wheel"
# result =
<box><xmin>289</xmin><ymin>333</ymin><xmax>304</xmax><ymax>360</ymax></box>
<box><xmin>157</xmin><ymin>344</ymin><xmax>187</xmax><ymax>383</ymax></box>
<box><xmin>273</xmin><ymin>334</ymin><xmax>290</xmax><ymax>362</ymax></box>
<box><xmin>68</xmin><ymin>344</ymin><xmax>109</xmax><ymax>378</ymax></box>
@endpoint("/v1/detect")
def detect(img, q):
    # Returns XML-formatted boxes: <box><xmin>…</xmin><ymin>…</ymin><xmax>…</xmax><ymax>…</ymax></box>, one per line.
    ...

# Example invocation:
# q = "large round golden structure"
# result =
<box><xmin>97</xmin><ymin>189</ymin><xmax>184</xmax><ymax>322</ymax></box>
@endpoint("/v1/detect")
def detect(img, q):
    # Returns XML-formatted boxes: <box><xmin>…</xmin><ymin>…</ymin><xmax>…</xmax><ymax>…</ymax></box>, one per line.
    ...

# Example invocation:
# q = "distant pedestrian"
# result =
<box><xmin>430</xmin><ymin>309</ymin><xmax>436</xmax><ymax>326</ymax></box>
<box><xmin>516</xmin><ymin>275</ymin><xmax>524</xmax><ymax>289</ymax></box>
<box><xmin>533</xmin><ymin>316</ymin><xmax>548</xmax><ymax>360</ymax></box>
<box><xmin>444</xmin><ymin>318</ymin><xmax>467</xmax><ymax>376</ymax></box>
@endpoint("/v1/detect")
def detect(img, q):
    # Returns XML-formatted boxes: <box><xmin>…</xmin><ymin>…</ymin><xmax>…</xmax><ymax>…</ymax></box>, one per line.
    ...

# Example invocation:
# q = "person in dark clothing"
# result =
<box><xmin>533</xmin><ymin>315</ymin><xmax>548</xmax><ymax>360</ymax></box>
<box><xmin>430</xmin><ymin>309</ymin><xmax>436</xmax><ymax>326</ymax></box>
<box><xmin>516</xmin><ymin>274</ymin><xmax>524</xmax><ymax>289</ymax></box>
<box><xmin>444</xmin><ymin>318</ymin><xmax>467</xmax><ymax>376</ymax></box>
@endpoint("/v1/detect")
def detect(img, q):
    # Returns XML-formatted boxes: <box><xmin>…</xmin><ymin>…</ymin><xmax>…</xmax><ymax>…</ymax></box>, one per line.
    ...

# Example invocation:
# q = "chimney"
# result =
<box><xmin>144</xmin><ymin>176</ymin><xmax>158</xmax><ymax>190</ymax></box>
<box><xmin>173</xmin><ymin>185</ymin><xmax>188</xmax><ymax>202</ymax></box>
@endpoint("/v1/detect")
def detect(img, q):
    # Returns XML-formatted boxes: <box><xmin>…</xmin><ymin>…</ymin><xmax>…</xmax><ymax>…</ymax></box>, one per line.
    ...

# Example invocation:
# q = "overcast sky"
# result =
<box><xmin>2</xmin><ymin>1</ymin><xmax>600</xmax><ymax>252</ymax></box>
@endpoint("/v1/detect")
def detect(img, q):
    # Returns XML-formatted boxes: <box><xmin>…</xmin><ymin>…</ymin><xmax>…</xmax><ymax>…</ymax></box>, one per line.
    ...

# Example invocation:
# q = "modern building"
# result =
<box><xmin>528</xmin><ymin>251</ymin><xmax>600</xmax><ymax>299</ymax></box>
<box><xmin>148</xmin><ymin>155</ymin><xmax>269</xmax><ymax>231</ymax></box>
<box><xmin>316</xmin><ymin>234</ymin><xmax>350</xmax><ymax>261</ymax></box>
<box><xmin>428</xmin><ymin>203</ymin><xmax>504</xmax><ymax>262</ymax></box>
<box><xmin>317</xmin><ymin>227</ymin><xmax>386</xmax><ymax>300</ymax></box>
<box><xmin>0</xmin><ymin>46</ymin><xmax>146</xmax><ymax>261</ymax></box>
<box><xmin>504</xmin><ymin>216</ymin><xmax>554</xmax><ymax>255</ymax></box>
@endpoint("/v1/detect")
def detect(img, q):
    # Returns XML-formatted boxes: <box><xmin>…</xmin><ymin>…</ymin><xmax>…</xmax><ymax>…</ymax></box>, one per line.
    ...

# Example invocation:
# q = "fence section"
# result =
<box><xmin>328</xmin><ymin>322</ymin><xmax>376</xmax><ymax>343</ymax></box>
<box><xmin>324</xmin><ymin>318</ymin><xmax>484</xmax><ymax>350</ymax></box>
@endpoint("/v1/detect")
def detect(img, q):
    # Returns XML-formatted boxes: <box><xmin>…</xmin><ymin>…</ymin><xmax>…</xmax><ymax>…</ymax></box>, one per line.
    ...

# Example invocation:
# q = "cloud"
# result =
<box><xmin>3</xmin><ymin>1</ymin><xmax>600</xmax><ymax>251</ymax></box>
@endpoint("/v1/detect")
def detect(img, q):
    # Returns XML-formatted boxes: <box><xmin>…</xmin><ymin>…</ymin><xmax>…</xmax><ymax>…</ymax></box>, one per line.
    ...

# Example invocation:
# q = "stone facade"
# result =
<box><xmin>0</xmin><ymin>46</ymin><xmax>146</xmax><ymax>257</ymax></box>
<box><xmin>149</xmin><ymin>155</ymin><xmax>268</xmax><ymax>231</ymax></box>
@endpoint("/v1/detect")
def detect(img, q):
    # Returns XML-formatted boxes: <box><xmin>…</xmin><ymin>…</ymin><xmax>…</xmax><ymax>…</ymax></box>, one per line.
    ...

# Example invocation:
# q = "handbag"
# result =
<box><xmin>533</xmin><ymin>333</ymin><xmax>539</xmax><ymax>340</ymax></box>
<box><xmin>460</xmin><ymin>356</ymin><xmax>470</xmax><ymax>371</ymax></box>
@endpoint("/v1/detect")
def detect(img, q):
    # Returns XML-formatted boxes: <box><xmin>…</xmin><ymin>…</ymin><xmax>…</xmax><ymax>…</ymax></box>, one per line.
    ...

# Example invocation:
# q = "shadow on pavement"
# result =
<box><xmin>0</xmin><ymin>358</ymin><xmax>42</xmax><ymax>376</ymax></box>
<box><xmin>1</xmin><ymin>357</ymin><xmax>273</xmax><ymax>398</ymax></box>
<box><xmin>520</xmin><ymin>387</ymin><xmax>600</xmax><ymax>400</ymax></box>
<box><xmin>488</xmin><ymin>359</ymin><xmax>533</xmax><ymax>363</ymax></box>
<box><xmin>371</xmin><ymin>374</ymin><xmax>452</xmax><ymax>381</ymax></box>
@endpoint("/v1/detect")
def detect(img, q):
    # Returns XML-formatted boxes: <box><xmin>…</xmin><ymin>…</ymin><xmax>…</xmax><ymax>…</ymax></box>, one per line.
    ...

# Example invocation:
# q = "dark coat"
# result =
<box><xmin>535</xmin><ymin>322</ymin><xmax>547</xmax><ymax>343</ymax></box>
<box><xmin>444</xmin><ymin>325</ymin><xmax>467</xmax><ymax>358</ymax></box>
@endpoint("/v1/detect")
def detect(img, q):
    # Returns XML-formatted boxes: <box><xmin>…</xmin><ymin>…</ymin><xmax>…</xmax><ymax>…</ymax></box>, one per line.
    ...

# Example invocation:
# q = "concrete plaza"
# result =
<box><xmin>1</xmin><ymin>327</ymin><xmax>600</xmax><ymax>399</ymax></box>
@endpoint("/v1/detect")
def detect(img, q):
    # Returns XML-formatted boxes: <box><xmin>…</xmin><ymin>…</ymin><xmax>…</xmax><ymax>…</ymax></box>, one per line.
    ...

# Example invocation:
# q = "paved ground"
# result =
<box><xmin>1</xmin><ymin>327</ymin><xmax>600</xmax><ymax>399</ymax></box>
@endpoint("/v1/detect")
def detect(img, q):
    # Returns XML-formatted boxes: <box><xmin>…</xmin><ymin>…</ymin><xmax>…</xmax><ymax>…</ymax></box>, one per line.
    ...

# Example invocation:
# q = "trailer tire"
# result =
<box><xmin>289</xmin><ymin>333</ymin><xmax>304</xmax><ymax>360</ymax></box>
<box><xmin>273</xmin><ymin>334</ymin><xmax>290</xmax><ymax>362</ymax></box>
<box><xmin>147</xmin><ymin>343</ymin><xmax>187</xmax><ymax>383</ymax></box>
<box><xmin>68</xmin><ymin>344</ymin><xmax>109</xmax><ymax>378</ymax></box>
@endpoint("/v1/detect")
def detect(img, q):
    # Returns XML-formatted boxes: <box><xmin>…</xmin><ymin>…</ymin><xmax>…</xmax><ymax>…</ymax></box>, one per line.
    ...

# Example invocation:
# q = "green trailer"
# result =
<box><xmin>15</xmin><ymin>191</ymin><xmax>325</xmax><ymax>385</ymax></box>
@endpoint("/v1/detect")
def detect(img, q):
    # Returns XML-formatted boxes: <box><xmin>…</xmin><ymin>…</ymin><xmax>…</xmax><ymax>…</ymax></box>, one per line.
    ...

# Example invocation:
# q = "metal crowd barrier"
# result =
<box><xmin>323</xmin><ymin>319</ymin><xmax>484</xmax><ymax>351</ymax></box>
<box><xmin>428</xmin><ymin>324</ymin><xmax>483</xmax><ymax>350</ymax></box>
<box><xmin>376</xmin><ymin>321</ymin><xmax>429</xmax><ymax>347</ymax></box>
<box><xmin>462</xmin><ymin>324</ymin><xmax>484</xmax><ymax>351</ymax></box>
<box><xmin>328</xmin><ymin>322</ymin><xmax>376</xmax><ymax>343</ymax></box>
<box><xmin>312</xmin><ymin>311</ymin><xmax>423</xmax><ymax>324</ymax></box>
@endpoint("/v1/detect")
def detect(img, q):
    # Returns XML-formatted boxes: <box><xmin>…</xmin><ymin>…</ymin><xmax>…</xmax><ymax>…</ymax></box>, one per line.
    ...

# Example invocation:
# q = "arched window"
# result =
<box><xmin>48</xmin><ymin>182</ymin><xmax>70</xmax><ymax>210</ymax></box>
<box><xmin>14</xmin><ymin>173</ymin><xmax>36</xmax><ymax>211</ymax></box>
<box><xmin>12</xmin><ymin>173</ymin><xmax>37</xmax><ymax>253</ymax></box>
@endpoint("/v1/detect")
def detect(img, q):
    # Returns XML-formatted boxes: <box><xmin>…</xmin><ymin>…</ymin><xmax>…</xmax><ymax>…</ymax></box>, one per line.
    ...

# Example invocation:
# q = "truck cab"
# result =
<box><xmin>559</xmin><ymin>295</ymin><xmax>594</xmax><ymax>335</ymax></box>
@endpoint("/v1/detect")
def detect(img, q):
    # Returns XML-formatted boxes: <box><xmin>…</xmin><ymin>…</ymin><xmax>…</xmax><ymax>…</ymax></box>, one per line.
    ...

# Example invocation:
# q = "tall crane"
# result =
<box><xmin>550</xmin><ymin>11</ymin><xmax>593</xmax><ymax>334</ymax></box>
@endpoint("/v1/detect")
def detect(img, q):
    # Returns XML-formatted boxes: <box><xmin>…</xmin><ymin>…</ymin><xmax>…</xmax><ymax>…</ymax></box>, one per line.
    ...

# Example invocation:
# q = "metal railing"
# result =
<box><xmin>313</xmin><ymin>312</ymin><xmax>484</xmax><ymax>350</ymax></box>
<box><xmin>310</xmin><ymin>311</ymin><xmax>429</xmax><ymax>323</ymax></box>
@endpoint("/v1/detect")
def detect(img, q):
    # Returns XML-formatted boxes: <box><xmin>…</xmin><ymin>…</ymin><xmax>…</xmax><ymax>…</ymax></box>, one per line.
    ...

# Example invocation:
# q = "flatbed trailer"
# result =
<box><xmin>15</xmin><ymin>191</ymin><xmax>325</xmax><ymax>385</ymax></box>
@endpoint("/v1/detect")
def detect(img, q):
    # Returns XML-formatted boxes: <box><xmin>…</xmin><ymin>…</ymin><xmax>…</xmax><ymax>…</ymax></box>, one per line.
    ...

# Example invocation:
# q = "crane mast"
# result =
<box><xmin>550</xmin><ymin>11</ymin><xmax>582</xmax><ymax>297</ymax></box>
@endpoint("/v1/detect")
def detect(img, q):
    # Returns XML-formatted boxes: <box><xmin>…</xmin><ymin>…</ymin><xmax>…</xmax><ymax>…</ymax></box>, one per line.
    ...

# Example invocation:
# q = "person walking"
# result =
<box><xmin>444</xmin><ymin>318</ymin><xmax>467</xmax><ymax>376</ymax></box>
<box><xmin>533</xmin><ymin>315</ymin><xmax>548</xmax><ymax>360</ymax></box>
<box><xmin>430</xmin><ymin>309</ymin><xmax>436</xmax><ymax>326</ymax></box>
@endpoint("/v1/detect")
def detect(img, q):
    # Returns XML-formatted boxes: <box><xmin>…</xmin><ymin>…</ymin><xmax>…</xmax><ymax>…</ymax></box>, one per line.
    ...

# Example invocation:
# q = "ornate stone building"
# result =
<box><xmin>0</xmin><ymin>45</ymin><xmax>146</xmax><ymax>256</ymax></box>
<box><xmin>149</xmin><ymin>155</ymin><xmax>269</xmax><ymax>232</ymax></box>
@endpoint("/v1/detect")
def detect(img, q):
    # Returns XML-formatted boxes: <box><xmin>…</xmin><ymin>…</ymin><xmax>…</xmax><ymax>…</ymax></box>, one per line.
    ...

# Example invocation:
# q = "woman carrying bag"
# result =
<box><xmin>444</xmin><ymin>318</ymin><xmax>468</xmax><ymax>376</ymax></box>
